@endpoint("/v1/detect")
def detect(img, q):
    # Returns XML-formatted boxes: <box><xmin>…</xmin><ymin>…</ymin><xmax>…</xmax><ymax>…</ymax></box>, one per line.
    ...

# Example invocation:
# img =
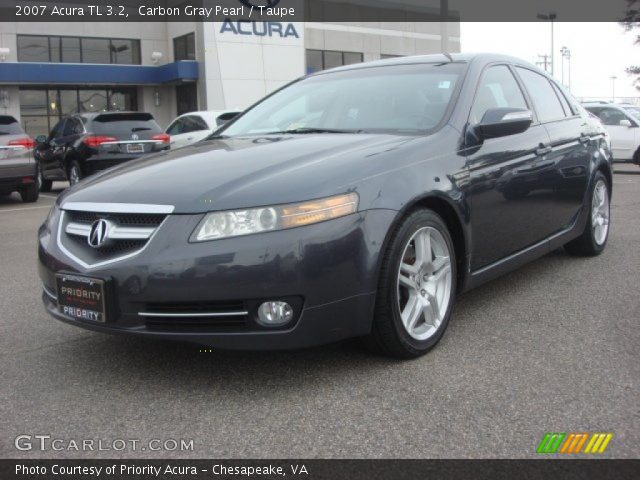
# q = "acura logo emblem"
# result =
<box><xmin>238</xmin><ymin>0</ymin><xmax>281</xmax><ymax>7</ymax></box>
<box><xmin>88</xmin><ymin>219</ymin><xmax>111</xmax><ymax>248</ymax></box>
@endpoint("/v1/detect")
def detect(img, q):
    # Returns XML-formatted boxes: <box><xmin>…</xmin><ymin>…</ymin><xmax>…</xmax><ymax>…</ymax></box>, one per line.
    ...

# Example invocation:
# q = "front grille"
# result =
<box><xmin>59</xmin><ymin>209</ymin><xmax>166</xmax><ymax>266</ymax></box>
<box><xmin>66</xmin><ymin>211</ymin><xmax>165</xmax><ymax>227</ymax></box>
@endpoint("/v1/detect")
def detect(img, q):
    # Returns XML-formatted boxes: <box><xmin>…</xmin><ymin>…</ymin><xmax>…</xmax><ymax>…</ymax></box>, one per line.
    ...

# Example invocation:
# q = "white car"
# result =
<box><xmin>584</xmin><ymin>103</ymin><xmax>640</xmax><ymax>164</ymax></box>
<box><xmin>165</xmin><ymin>110</ymin><xmax>241</xmax><ymax>149</ymax></box>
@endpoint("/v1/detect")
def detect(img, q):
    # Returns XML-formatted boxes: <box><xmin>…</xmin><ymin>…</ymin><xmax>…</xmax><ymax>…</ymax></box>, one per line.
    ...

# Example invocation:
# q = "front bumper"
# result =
<box><xmin>38</xmin><ymin>209</ymin><xmax>396</xmax><ymax>349</ymax></box>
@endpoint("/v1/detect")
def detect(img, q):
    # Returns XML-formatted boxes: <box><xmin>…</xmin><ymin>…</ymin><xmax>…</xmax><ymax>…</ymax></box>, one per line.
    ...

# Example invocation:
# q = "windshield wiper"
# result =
<box><xmin>263</xmin><ymin>127</ymin><xmax>366</xmax><ymax>135</ymax></box>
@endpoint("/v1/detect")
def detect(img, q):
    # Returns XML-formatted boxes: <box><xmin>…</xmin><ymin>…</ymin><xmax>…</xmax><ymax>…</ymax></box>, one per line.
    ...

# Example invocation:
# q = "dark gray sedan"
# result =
<box><xmin>38</xmin><ymin>54</ymin><xmax>612</xmax><ymax>357</ymax></box>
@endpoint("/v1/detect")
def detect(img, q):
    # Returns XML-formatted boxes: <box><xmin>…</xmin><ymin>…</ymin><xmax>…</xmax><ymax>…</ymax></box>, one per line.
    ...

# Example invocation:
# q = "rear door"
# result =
<box><xmin>466</xmin><ymin>64</ymin><xmax>552</xmax><ymax>270</ymax></box>
<box><xmin>514</xmin><ymin>67</ymin><xmax>590</xmax><ymax>233</ymax></box>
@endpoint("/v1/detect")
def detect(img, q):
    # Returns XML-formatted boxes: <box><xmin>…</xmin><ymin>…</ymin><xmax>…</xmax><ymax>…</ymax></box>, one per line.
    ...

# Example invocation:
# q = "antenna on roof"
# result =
<box><xmin>442</xmin><ymin>52</ymin><xmax>453</xmax><ymax>62</ymax></box>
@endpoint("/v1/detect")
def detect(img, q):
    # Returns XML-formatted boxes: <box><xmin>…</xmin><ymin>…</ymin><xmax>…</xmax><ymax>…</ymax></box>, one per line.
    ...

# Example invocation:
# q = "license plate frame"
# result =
<box><xmin>126</xmin><ymin>143</ymin><xmax>144</xmax><ymax>154</ymax></box>
<box><xmin>55</xmin><ymin>273</ymin><xmax>107</xmax><ymax>323</ymax></box>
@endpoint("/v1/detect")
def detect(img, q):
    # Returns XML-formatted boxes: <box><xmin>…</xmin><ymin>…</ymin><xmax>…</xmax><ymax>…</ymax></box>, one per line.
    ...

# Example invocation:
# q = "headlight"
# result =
<box><xmin>44</xmin><ymin>204</ymin><xmax>60</xmax><ymax>232</ymax></box>
<box><xmin>191</xmin><ymin>192</ymin><xmax>359</xmax><ymax>242</ymax></box>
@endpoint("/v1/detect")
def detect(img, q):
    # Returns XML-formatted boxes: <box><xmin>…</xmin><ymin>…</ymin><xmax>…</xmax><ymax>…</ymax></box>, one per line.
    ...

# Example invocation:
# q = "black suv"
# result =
<box><xmin>35</xmin><ymin>112</ymin><xmax>169</xmax><ymax>191</ymax></box>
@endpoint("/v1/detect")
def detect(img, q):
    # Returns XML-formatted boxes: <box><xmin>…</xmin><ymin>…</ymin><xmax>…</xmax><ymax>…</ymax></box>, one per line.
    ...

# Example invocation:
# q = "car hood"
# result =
<box><xmin>60</xmin><ymin>133</ymin><xmax>419</xmax><ymax>214</ymax></box>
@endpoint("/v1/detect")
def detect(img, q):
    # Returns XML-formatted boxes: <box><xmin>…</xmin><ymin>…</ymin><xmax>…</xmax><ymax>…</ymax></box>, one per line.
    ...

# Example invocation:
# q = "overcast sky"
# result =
<box><xmin>460</xmin><ymin>22</ymin><xmax>639</xmax><ymax>100</ymax></box>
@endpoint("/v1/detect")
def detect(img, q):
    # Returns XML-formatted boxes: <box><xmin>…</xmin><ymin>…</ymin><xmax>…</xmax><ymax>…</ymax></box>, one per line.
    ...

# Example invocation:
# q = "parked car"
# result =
<box><xmin>38</xmin><ymin>54</ymin><xmax>612</xmax><ymax>358</ymax></box>
<box><xmin>0</xmin><ymin>115</ymin><xmax>38</xmax><ymax>202</ymax></box>
<box><xmin>35</xmin><ymin>111</ymin><xmax>170</xmax><ymax>191</ymax></box>
<box><xmin>165</xmin><ymin>110</ymin><xmax>241</xmax><ymax>149</ymax></box>
<box><xmin>584</xmin><ymin>102</ymin><xmax>640</xmax><ymax>164</ymax></box>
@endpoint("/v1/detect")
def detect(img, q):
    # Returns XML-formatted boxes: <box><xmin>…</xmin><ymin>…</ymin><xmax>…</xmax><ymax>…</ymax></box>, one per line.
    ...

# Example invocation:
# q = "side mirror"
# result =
<box><xmin>216</xmin><ymin>112</ymin><xmax>241</xmax><ymax>127</ymax></box>
<box><xmin>476</xmin><ymin>108</ymin><xmax>533</xmax><ymax>139</ymax></box>
<box><xmin>619</xmin><ymin>119</ymin><xmax>633</xmax><ymax>128</ymax></box>
<box><xmin>35</xmin><ymin>135</ymin><xmax>47</xmax><ymax>144</ymax></box>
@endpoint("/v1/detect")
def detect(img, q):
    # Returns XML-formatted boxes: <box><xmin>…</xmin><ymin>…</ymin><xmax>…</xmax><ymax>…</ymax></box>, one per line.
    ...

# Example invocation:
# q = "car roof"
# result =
<box><xmin>313</xmin><ymin>52</ymin><xmax>541</xmax><ymax>75</ymax></box>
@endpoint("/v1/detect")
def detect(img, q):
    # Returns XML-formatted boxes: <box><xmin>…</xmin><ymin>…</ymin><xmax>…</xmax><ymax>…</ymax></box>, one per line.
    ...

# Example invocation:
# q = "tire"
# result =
<box><xmin>565</xmin><ymin>171</ymin><xmax>610</xmax><ymax>256</ymax></box>
<box><xmin>366</xmin><ymin>209</ymin><xmax>457</xmax><ymax>358</ymax></box>
<box><xmin>20</xmin><ymin>182</ymin><xmax>39</xmax><ymax>203</ymax></box>
<box><xmin>68</xmin><ymin>160</ymin><xmax>82</xmax><ymax>186</ymax></box>
<box><xmin>37</xmin><ymin>162</ymin><xmax>52</xmax><ymax>192</ymax></box>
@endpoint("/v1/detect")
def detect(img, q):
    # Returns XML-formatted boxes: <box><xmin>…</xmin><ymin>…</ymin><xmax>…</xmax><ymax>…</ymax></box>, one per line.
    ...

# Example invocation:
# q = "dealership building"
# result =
<box><xmin>0</xmin><ymin>20</ymin><xmax>460</xmax><ymax>136</ymax></box>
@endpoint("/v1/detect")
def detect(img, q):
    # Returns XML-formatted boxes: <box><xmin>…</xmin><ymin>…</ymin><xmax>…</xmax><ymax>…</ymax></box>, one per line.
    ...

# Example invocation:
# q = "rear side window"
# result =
<box><xmin>470</xmin><ymin>65</ymin><xmax>527</xmax><ymax>125</ymax></box>
<box><xmin>516</xmin><ymin>67</ymin><xmax>566</xmax><ymax>123</ymax></box>
<box><xmin>0</xmin><ymin>116</ymin><xmax>24</xmax><ymax>135</ymax></box>
<box><xmin>550</xmin><ymin>82</ymin><xmax>573</xmax><ymax>116</ymax></box>
<box><xmin>89</xmin><ymin>113</ymin><xmax>162</xmax><ymax>136</ymax></box>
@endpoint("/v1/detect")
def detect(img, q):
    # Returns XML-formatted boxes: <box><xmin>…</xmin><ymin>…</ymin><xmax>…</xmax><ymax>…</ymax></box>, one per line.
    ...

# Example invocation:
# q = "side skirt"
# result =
<box><xmin>463</xmin><ymin>207</ymin><xmax>586</xmax><ymax>292</ymax></box>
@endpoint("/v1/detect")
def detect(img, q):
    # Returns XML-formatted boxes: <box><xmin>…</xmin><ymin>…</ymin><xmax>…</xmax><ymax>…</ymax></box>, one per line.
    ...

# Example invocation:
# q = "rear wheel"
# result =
<box><xmin>565</xmin><ymin>171</ymin><xmax>610</xmax><ymax>256</ymax></box>
<box><xmin>366</xmin><ymin>209</ymin><xmax>456</xmax><ymax>358</ymax></box>
<box><xmin>68</xmin><ymin>160</ymin><xmax>82</xmax><ymax>186</ymax></box>
<box><xmin>20</xmin><ymin>182</ymin><xmax>39</xmax><ymax>203</ymax></box>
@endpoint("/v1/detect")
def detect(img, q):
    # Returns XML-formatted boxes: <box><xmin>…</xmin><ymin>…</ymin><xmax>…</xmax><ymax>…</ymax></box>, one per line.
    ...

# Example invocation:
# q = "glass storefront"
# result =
<box><xmin>19</xmin><ymin>87</ymin><xmax>138</xmax><ymax>137</ymax></box>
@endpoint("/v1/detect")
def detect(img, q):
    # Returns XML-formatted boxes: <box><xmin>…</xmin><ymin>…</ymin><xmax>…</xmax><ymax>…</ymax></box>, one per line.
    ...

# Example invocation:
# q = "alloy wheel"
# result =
<box><xmin>592</xmin><ymin>179</ymin><xmax>609</xmax><ymax>246</ymax></box>
<box><xmin>397</xmin><ymin>226</ymin><xmax>453</xmax><ymax>341</ymax></box>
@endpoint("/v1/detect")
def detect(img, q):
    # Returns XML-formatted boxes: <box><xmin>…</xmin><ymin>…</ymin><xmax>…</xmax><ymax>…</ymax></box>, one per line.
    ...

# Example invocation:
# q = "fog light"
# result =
<box><xmin>257</xmin><ymin>301</ymin><xmax>293</xmax><ymax>327</ymax></box>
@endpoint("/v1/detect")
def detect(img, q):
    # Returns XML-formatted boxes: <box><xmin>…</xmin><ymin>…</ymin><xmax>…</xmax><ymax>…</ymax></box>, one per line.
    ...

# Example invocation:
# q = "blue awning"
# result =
<box><xmin>0</xmin><ymin>61</ymin><xmax>199</xmax><ymax>85</ymax></box>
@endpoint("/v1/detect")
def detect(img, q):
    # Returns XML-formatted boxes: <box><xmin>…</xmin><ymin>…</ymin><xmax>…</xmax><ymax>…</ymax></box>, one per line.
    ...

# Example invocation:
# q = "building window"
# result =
<box><xmin>305</xmin><ymin>50</ymin><xmax>364</xmax><ymax>74</ymax></box>
<box><xmin>17</xmin><ymin>36</ymin><xmax>51</xmax><ymax>62</ymax></box>
<box><xmin>19</xmin><ymin>87</ymin><xmax>137</xmax><ymax>137</ymax></box>
<box><xmin>176</xmin><ymin>83</ymin><xmax>198</xmax><ymax>116</ymax></box>
<box><xmin>380</xmin><ymin>54</ymin><xmax>403</xmax><ymax>59</ymax></box>
<box><xmin>174</xmin><ymin>33</ymin><xmax>196</xmax><ymax>61</ymax></box>
<box><xmin>17</xmin><ymin>35</ymin><xmax>141</xmax><ymax>65</ymax></box>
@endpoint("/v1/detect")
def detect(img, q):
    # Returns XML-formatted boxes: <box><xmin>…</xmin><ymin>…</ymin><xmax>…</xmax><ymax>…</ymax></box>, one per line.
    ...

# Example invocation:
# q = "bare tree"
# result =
<box><xmin>621</xmin><ymin>0</ymin><xmax>640</xmax><ymax>89</ymax></box>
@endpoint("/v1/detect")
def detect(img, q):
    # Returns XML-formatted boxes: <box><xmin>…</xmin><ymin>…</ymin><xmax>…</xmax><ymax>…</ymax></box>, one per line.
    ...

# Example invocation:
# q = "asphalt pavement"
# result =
<box><xmin>0</xmin><ymin>171</ymin><xmax>638</xmax><ymax>459</ymax></box>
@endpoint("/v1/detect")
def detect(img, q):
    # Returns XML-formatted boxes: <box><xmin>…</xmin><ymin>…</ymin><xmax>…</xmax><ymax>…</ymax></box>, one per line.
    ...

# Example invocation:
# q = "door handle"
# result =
<box><xmin>579</xmin><ymin>134</ymin><xmax>590</xmax><ymax>144</ymax></box>
<box><xmin>535</xmin><ymin>146</ymin><xmax>552</xmax><ymax>156</ymax></box>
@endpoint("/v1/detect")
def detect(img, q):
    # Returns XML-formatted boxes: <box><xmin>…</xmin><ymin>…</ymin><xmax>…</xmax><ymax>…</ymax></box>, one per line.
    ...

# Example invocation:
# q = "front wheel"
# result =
<box><xmin>565</xmin><ymin>171</ymin><xmax>610</xmax><ymax>256</ymax></box>
<box><xmin>366</xmin><ymin>209</ymin><xmax>457</xmax><ymax>358</ymax></box>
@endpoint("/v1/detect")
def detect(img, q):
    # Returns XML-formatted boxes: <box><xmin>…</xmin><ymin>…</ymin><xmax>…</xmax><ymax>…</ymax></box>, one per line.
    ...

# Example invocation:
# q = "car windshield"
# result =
<box><xmin>221</xmin><ymin>63</ymin><xmax>465</xmax><ymax>137</ymax></box>
<box><xmin>623</xmin><ymin>106</ymin><xmax>640</xmax><ymax>121</ymax></box>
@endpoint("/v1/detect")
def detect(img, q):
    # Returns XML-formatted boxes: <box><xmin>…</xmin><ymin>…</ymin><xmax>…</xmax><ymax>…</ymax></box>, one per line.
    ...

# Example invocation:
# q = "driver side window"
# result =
<box><xmin>470</xmin><ymin>65</ymin><xmax>527</xmax><ymax>125</ymax></box>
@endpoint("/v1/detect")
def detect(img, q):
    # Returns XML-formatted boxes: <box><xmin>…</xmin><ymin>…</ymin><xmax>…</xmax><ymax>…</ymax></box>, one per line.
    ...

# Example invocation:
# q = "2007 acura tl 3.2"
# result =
<box><xmin>38</xmin><ymin>54</ymin><xmax>612</xmax><ymax>358</ymax></box>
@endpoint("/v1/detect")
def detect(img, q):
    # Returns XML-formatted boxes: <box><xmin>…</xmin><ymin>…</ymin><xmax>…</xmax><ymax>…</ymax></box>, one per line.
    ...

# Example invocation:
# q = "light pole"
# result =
<box><xmin>537</xmin><ymin>12</ymin><xmax>557</xmax><ymax>76</ymax></box>
<box><xmin>610</xmin><ymin>76</ymin><xmax>617</xmax><ymax>102</ymax></box>
<box><xmin>560</xmin><ymin>46</ymin><xmax>571</xmax><ymax>90</ymax></box>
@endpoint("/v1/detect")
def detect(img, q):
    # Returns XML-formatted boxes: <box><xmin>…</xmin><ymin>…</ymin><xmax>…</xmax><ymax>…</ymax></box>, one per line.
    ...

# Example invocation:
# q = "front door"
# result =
<box><xmin>466</xmin><ymin>64</ymin><xmax>552</xmax><ymax>270</ymax></box>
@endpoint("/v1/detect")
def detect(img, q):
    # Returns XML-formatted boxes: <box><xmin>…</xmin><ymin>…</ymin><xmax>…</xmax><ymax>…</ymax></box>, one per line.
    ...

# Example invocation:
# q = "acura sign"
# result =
<box><xmin>220</xmin><ymin>20</ymin><xmax>299</xmax><ymax>38</ymax></box>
